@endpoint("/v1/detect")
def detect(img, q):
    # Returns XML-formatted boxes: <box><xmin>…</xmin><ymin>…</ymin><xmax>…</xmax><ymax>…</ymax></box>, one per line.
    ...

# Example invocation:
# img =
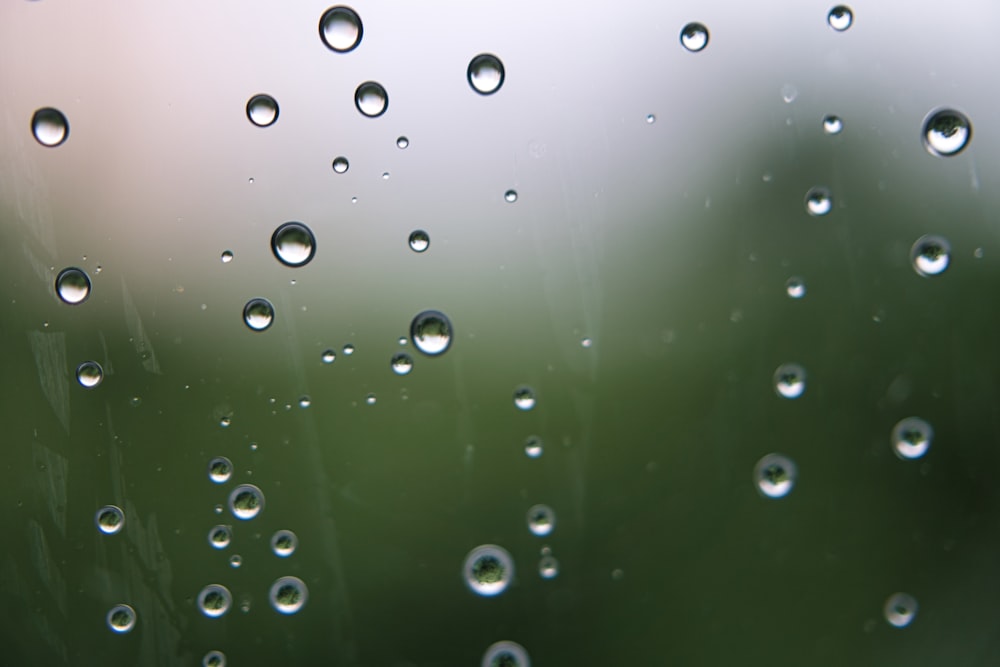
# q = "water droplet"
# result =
<box><xmin>271</xmin><ymin>529</ymin><xmax>298</xmax><ymax>557</ymax></box>
<box><xmin>781</xmin><ymin>84</ymin><xmax>798</xmax><ymax>104</ymax></box>
<box><xmin>321</xmin><ymin>349</ymin><xmax>337</xmax><ymax>364</ymax></box>
<box><xmin>408</xmin><ymin>229</ymin><xmax>430</xmax><ymax>252</ymax></box>
<box><xmin>680</xmin><ymin>22</ymin><xmax>709</xmax><ymax>52</ymax></box>
<box><xmin>910</xmin><ymin>235</ymin><xmax>950</xmax><ymax>277</ymax></box>
<box><xmin>270</xmin><ymin>576</ymin><xmax>308</xmax><ymax>614</ymax></box>
<box><xmin>95</xmin><ymin>505</ymin><xmax>124</xmax><ymax>535</ymax></box>
<box><xmin>891</xmin><ymin>417</ymin><xmax>933</xmax><ymax>460</ymax></box>
<box><xmin>107</xmin><ymin>604</ymin><xmax>136</xmax><ymax>633</ymax></box>
<box><xmin>248</xmin><ymin>177</ymin><xmax>254</xmax><ymax>184</ymax></box>
<box><xmin>974</xmin><ymin>247</ymin><xmax>985</xmax><ymax>259</ymax></box>
<box><xmin>646</xmin><ymin>114</ymin><xmax>656</xmax><ymax>124</ymax></box>
<box><xmin>343</xmin><ymin>343</ymin><xmax>355</xmax><ymax>356</ymax></box>
<box><xmin>524</xmin><ymin>435</ymin><xmax>543</xmax><ymax>458</ymax></box>
<box><xmin>463</xmin><ymin>544</ymin><xmax>514</xmax><ymax>597</ymax></box>
<box><xmin>31</xmin><ymin>107</ymin><xmax>69</xmax><ymax>147</ymax></box>
<box><xmin>396</xmin><ymin>136</ymin><xmax>409</xmax><ymax>149</ymax></box>
<box><xmin>355</xmin><ymin>81</ymin><xmax>388</xmax><ymax>118</ymax></box>
<box><xmin>827</xmin><ymin>5</ymin><xmax>854</xmax><ymax>31</ymax></box>
<box><xmin>785</xmin><ymin>277</ymin><xmax>806</xmax><ymax>299</ymax></box>
<box><xmin>332</xmin><ymin>156</ymin><xmax>349</xmax><ymax>174</ymax></box>
<box><xmin>198</xmin><ymin>584</ymin><xmax>232</xmax><ymax>618</ymax></box>
<box><xmin>774</xmin><ymin>363</ymin><xmax>806</xmax><ymax>399</ymax></box>
<box><xmin>538</xmin><ymin>555</ymin><xmax>559</xmax><ymax>580</ymax></box>
<box><xmin>365</xmin><ymin>393</ymin><xmax>376</xmax><ymax>405</ymax></box>
<box><xmin>243</xmin><ymin>298</ymin><xmax>275</xmax><ymax>331</ymax></box>
<box><xmin>213</xmin><ymin>504</ymin><xmax>224</xmax><ymax>514</ymax></box>
<box><xmin>228</xmin><ymin>484</ymin><xmax>265</xmax><ymax>520</ymax></box>
<box><xmin>513</xmin><ymin>386</ymin><xmax>537</xmax><ymax>411</ymax></box>
<box><xmin>319</xmin><ymin>5</ymin><xmax>362</xmax><ymax>52</ymax></box>
<box><xmin>208</xmin><ymin>525</ymin><xmax>232</xmax><ymax>549</ymax></box>
<box><xmin>481</xmin><ymin>641</ymin><xmax>530</xmax><ymax>667</ymax></box>
<box><xmin>55</xmin><ymin>267</ymin><xmax>91</xmax><ymax>305</ymax></box>
<box><xmin>398</xmin><ymin>337</ymin><xmax>408</xmax><ymax>346</ymax></box>
<box><xmin>379</xmin><ymin>171</ymin><xmax>389</xmax><ymax>181</ymax></box>
<box><xmin>467</xmin><ymin>53</ymin><xmax>505</xmax><ymax>95</ymax></box>
<box><xmin>504</xmin><ymin>189</ymin><xmax>518</xmax><ymax>203</ymax></box>
<box><xmin>228</xmin><ymin>554</ymin><xmax>242</xmax><ymax>568</ymax></box>
<box><xmin>221</xmin><ymin>250</ymin><xmax>233</xmax><ymax>263</ymax></box>
<box><xmin>822</xmin><ymin>115</ymin><xmax>844</xmax><ymax>135</ymax></box>
<box><xmin>390</xmin><ymin>352</ymin><xmax>414</xmax><ymax>375</ymax></box>
<box><xmin>410</xmin><ymin>310</ymin><xmax>453</xmax><ymax>356</ymax></box>
<box><xmin>805</xmin><ymin>187</ymin><xmax>832</xmax><ymax>216</ymax></box>
<box><xmin>923</xmin><ymin>108</ymin><xmax>971</xmax><ymax>157</ymax></box>
<box><xmin>526</xmin><ymin>504</ymin><xmax>556</xmax><ymax>537</ymax></box>
<box><xmin>299</xmin><ymin>395</ymin><xmax>311</xmax><ymax>408</ymax></box>
<box><xmin>246</xmin><ymin>94</ymin><xmax>279</xmax><ymax>128</ymax></box>
<box><xmin>207</xmin><ymin>457</ymin><xmax>233</xmax><ymax>484</ymax></box>
<box><xmin>271</xmin><ymin>222</ymin><xmax>316</xmax><ymax>267</ymax></box>
<box><xmin>76</xmin><ymin>361</ymin><xmax>104</xmax><ymax>389</ymax></box>
<box><xmin>754</xmin><ymin>453</ymin><xmax>797</xmax><ymax>499</ymax></box>
<box><xmin>581</xmin><ymin>337</ymin><xmax>593</xmax><ymax>348</ymax></box>
<box><xmin>219</xmin><ymin>416</ymin><xmax>231</xmax><ymax>428</ymax></box>
<box><xmin>884</xmin><ymin>592</ymin><xmax>918</xmax><ymax>628</ymax></box>
<box><xmin>203</xmin><ymin>650</ymin><xmax>227</xmax><ymax>667</ymax></box>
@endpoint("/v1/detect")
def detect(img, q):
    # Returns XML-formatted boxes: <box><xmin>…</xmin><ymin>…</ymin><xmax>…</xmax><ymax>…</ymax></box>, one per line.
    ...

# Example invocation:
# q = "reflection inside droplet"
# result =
<box><xmin>243</xmin><ymin>298</ymin><xmax>275</xmax><ymax>331</ymax></box>
<box><xmin>198</xmin><ymin>584</ymin><xmax>232</xmax><ymax>618</ymax></box>
<box><xmin>910</xmin><ymin>235</ymin><xmax>950</xmax><ymax>277</ymax></box>
<box><xmin>228</xmin><ymin>484</ymin><xmax>265</xmax><ymax>520</ymax></box>
<box><xmin>270</xmin><ymin>576</ymin><xmax>308</xmax><ymax>614</ymax></box>
<box><xmin>410</xmin><ymin>310</ymin><xmax>453</xmax><ymax>356</ymax></box>
<box><xmin>923</xmin><ymin>108</ymin><xmax>971</xmax><ymax>157</ymax></box>
<box><xmin>55</xmin><ymin>267</ymin><xmax>91</xmax><ymax>305</ymax></box>
<box><xmin>271</xmin><ymin>222</ymin><xmax>316</xmax><ymax>267</ymax></box>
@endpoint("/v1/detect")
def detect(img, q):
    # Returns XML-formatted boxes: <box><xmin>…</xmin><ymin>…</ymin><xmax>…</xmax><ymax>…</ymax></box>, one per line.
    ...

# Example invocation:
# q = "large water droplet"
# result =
<box><xmin>270</xmin><ymin>576</ymin><xmax>308</xmax><ymax>614</ymax></box>
<box><xmin>271</xmin><ymin>222</ymin><xmax>316</xmax><ymax>267</ymax></box>
<box><xmin>786</xmin><ymin>277</ymin><xmax>806</xmax><ymax>299</ymax></box>
<box><xmin>208</xmin><ymin>524</ymin><xmax>232</xmax><ymax>550</ymax></box>
<box><xmin>463</xmin><ymin>544</ymin><xmax>514</xmax><ymax>597</ymax></box>
<box><xmin>355</xmin><ymin>81</ymin><xmax>388</xmax><ymax>117</ymax></box>
<box><xmin>524</xmin><ymin>435</ymin><xmax>543</xmax><ymax>458</ymax></box>
<box><xmin>319</xmin><ymin>6</ymin><xmax>362</xmax><ymax>52</ymax></box>
<box><xmin>774</xmin><ymin>363</ymin><xmax>806</xmax><ymax>399</ymax></box>
<box><xmin>203</xmin><ymin>650</ymin><xmax>227</xmax><ymax>667</ymax></box>
<box><xmin>680</xmin><ymin>22</ymin><xmax>709</xmax><ymax>52</ymax></box>
<box><xmin>827</xmin><ymin>5</ymin><xmax>853</xmax><ymax>31</ymax></box>
<box><xmin>55</xmin><ymin>267</ymin><xmax>91</xmax><ymax>305</ymax></box>
<box><xmin>390</xmin><ymin>352</ymin><xmax>414</xmax><ymax>375</ymax></box>
<box><xmin>76</xmin><ymin>361</ymin><xmax>104</xmax><ymax>389</ymax></box>
<box><xmin>910</xmin><ymin>234</ymin><xmax>950</xmax><ymax>277</ymax></box>
<box><xmin>884</xmin><ymin>592</ymin><xmax>918</xmax><ymax>628</ymax></box>
<box><xmin>208</xmin><ymin>456</ymin><xmax>233</xmax><ymax>484</ymax></box>
<box><xmin>243</xmin><ymin>298</ymin><xmax>275</xmax><ymax>331</ymax></box>
<box><xmin>198</xmin><ymin>584</ymin><xmax>232</xmax><ymax>618</ymax></box>
<box><xmin>332</xmin><ymin>156</ymin><xmax>349</xmax><ymax>173</ymax></box>
<box><xmin>538</xmin><ymin>555</ymin><xmax>559</xmax><ymax>580</ymax></box>
<box><xmin>513</xmin><ymin>386</ymin><xmax>537</xmax><ymax>411</ymax></box>
<box><xmin>754</xmin><ymin>453</ymin><xmax>797</xmax><ymax>499</ymax></box>
<box><xmin>526</xmin><ymin>504</ymin><xmax>555</xmax><ymax>537</ymax></box>
<box><xmin>228</xmin><ymin>484</ymin><xmax>265</xmax><ymax>520</ymax></box>
<box><xmin>271</xmin><ymin>530</ymin><xmax>298</xmax><ymax>558</ymax></box>
<box><xmin>481</xmin><ymin>641</ymin><xmax>531</xmax><ymax>667</ymax></box>
<box><xmin>467</xmin><ymin>53</ymin><xmax>505</xmax><ymax>95</ymax></box>
<box><xmin>805</xmin><ymin>187</ymin><xmax>832</xmax><ymax>216</ymax></box>
<box><xmin>822</xmin><ymin>115</ymin><xmax>843</xmax><ymax>135</ymax></box>
<box><xmin>31</xmin><ymin>107</ymin><xmax>69</xmax><ymax>147</ymax></box>
<box><xmin>922</xmin><ymin>108</ymin><xmax>971</xmax><ymax>157</ymax></box>
<box><xmin>410</xmin><ymin>310</ymin><xmax>453</xmax><ymax>356</ymax></box>
<box><xmin>95</xmin><ymin>505</ymin><xmax>124</xmax><ymax>535</ymax></box>
<box><xmin>891</xmin><ymin>417</ymin><xmax>933</xmax><ymax>460</ymax></box>
<box><xmin>246</xmin><ymin>94</ymin><xmax>279</xmax><ymax>128</ymax></box>
<box><xmin>107</xmin><ymin>604</ymin><xmax>136</xmax><ymax>633</ymax></box>
<box><xmin>408</xmin><ymin>230</ymin><xmax>430</xmax><ymax>252</ymax></box>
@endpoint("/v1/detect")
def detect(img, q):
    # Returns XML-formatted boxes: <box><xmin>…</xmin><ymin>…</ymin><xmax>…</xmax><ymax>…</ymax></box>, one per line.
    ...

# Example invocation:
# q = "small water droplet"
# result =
<box><xmin>823</xmin><ymin>115</ymin><xmax>843</xmax><ymax>135</ymax></box>
<box><xmin>463</xmin><ymin>544</ymin><xmax>514</xmax><ymax>597</ymax></box>
<box><xmin>680</xmin><ymin>22</ymin><xmax>709</xmax><ymax>52</ymax></box>
<box><xmin>246</xmin><ymin>94</ymin><xmax>279</xmax><ymax>128</ymax></box>
<box><xmin>332</xmin><ymin>156</ymin><xmax>349</xmax><ymax>174</ymax></box>
<box><xmin>923</xmin><ymin>108</ymin><xmax>971</xmax><ymax>157</ymax></box>
<box><xmin>910</xmin><ymin>235</ymin><xmax>950</xmax><ymax>277</ymax></box>
<box><xmin>203</xmin><ymin>650</ymin><xmax>227</xmax><ymax>667</ymax></box>
<box><xmin>538</xmin><ymin>555</ymin><xmax>559</xmax><ymax>580</ymax></box>
<box><xmin>228</xmin><ymin>554</ymin><xmax>243</xmax><ymax>568</ymax></box>
<box><xmin>396</xmin><ymin>136</ymin><xmax>409</xmax><ymax>149</ymax></box>
<box><xmin>95</xmin><ymin>505</ymin><xmax>125</xmax><ymax>535</ymax></box>
<box><xmin>581</xmin><ymin>337</ymin><xmax>593</xmax><ymax>348</ymax></box>
<box><xmin>513</xmin><ymin>386</ymin><xmax>537</xmax><ymax>411</ymax></box>
<box><xmin>221</xmin><ymin>250</ymin><xmax>233</xmax><ymax>263</ymax></box>
<box><xmin>974</xmin><ymin>247</ymin><xmax>984</xmax><ymax>259</ymax></box>
<box><xmin>355</xmin><ymin>81</ymin><xmax>388</xmax><ymax>117</ymax></box>
<box><xmin>107</xmin><ymin>604</ymin><xmax>136</xmax><ymax>633</ymax></box>
<box><xmin>526</xmin><ymin>504</ymin><xmax>556</xmax><ymax>537</ymax></box>
<box><xmin>271</xmin><ymin>222</ymin><xmax>316</xmax><ymax>267</ymax></box>
<box><xmin>319</xmin><ymin>5</ymin><xmax>362</xmax><ymax>52</ymax></box>
<box><xmin>198</xmin><ymin>584</ymin><xmax>232</xmax><ymax>618</ymax></box>
<box><xmin>213</xmin><ymin>504</ymin><xmax>224</xmax><ymax>514</ymax></box>
<box><xmin>828</xmin><ymin>5</ymin><xmax>854</xmax><ymax>31</ymax></box>
<box><xmin>408</xmin><ymin>230</ymin><xmax>430</xmax><ymax>253</ymax></box>
<box><xmin>31</xmin><ymin>107</ymin><xmax>69</xmax><ymax>147</ymax></box>
<box><xmin>321</xmin><ymin>349</ymin><xmax>337</xmax><ymax>364</ymax></box>
<box><xmin>611</xmin><ymin>568</ymin><xmax>625</xmax><ymax>581</ymax></box>
<box><xmin>785</xmin><ymin>277</ymin><xmax>806</xmax><ymax>299</ymax></box>
<box><xmin>270</xmin><ymin>576</ymin><xmax>308</xmax><ymax>614</ymax></box>
<box><xmin>805</xmin><ymin>187</ymin><xmax>832</xmax><ymax>216</ymax></box>
<box><xmin>467</xmin><ymin>53</ymin><xmax>505</xmax><ymax>94</ymax></box>
<box><xmin>365</xmin><ymin>393</ymin><xmax>376</xmax><ymax>405</ymax></box>
<box><xmin>504</xmin><ymin>189</ymin><xmax>518</xmax><ymax>203</ymax></box>
<box><xmin>390</xmin><ymin>352</ymin><xmax>414</xmax><ymax>375</ymax></box>
<box><xmin>781</xmin><ymin>83</ymin><xmax>798</xmax><ymax>104</ymax></box>
<box><xmin>524</xmin><ymin>435</ymin><xmax>543</xmax><ymax>458</ymax></box>
<box><xmin>299</xmin><ymin>395</ymin><xmax>311</xmax><ymax>408</ymax></box>
<box><xmin>243</xmin><ymin>298</ymin><xmax>275</xmax><ymax>331</ymax></box>
<box><xmin>228</xmin><ymin>484</ymin><xmax>264</xmax><ymax>520</ymax></box>
<box><xmin>248</xmin><ymin>177</ymin><xmax>254</xmax><ymax>184</ymax></box>
<box><xmin>774</xmin><ymin>363</ymin><xmax>806</xmax><ymax>399</ymax></box>
<box><xmin>219</xmin><ymin>416</ymin><xmax>231</xmax><ymax>428</ymax></box>
<box><xmin>55</xmin><ymin>267</ymin><xmax>91</xmax><ymax>305</ymax></box>
<box><xmin>208</xmin><ymin>525</ymin><xmax>232</xmax><ymax>549</ymax></box>
<box><xmin>411</xmin><ymin>310</ymin><xmax>453</xmax><ymax>356</ymax></box>
<box><xmin>481</xmin><ymin>641</ymin><xmax>530</xmax><ymax>667</ymax></box>
<box><xmin>884</xmin><ymin>592</ymin><xmax>918</xmax><ymax>628</ymax></box>
<box><xmin>351</xmin><ymin>196</ymin><xmax>358</xmax><ymax>204</ymax></box>
<box><xmin>76</xmin><ymin>361</ymin><xmax>104</xmax><ymax>389</ymax></box>
<box><xmin>891</xmin><ymin>417</ymin><xmax>933</xmax><ymax>460</ymax></box>
<box><xmin>645</xmin><ymin>114</ymin><xmax>656</xmax><ymax>124</ymax></box>
<box><xmin>754</xmin><ymin>453</ymin><xmax>797</xmax><ymax>498</ymax></box>
<box><xmin>271</xmin><ymin>530</ymin><xmax>298</xmax><ymax>558</ymax></box>
<box><xmin>207</xmin><ymin>457</ymin><xmax>233</xmax><ymax>484</ymax></box>
<box><xmin>343</xmin><ymin>343</ymin><xmax>355</xmax><ymax>356</ymax></box>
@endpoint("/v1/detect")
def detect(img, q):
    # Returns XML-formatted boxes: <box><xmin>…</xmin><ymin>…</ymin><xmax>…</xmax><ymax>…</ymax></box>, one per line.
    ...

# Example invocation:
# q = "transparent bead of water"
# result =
<box><xmin>391</xmin><ymin>352</ymin><xmax>414</xmax><ymax>375</ymax></box>
<box><xmin>221</xmin><ymin>250</ymin><xmax>233</xmax><ymax>263</ymax></box>
<box><xmin>228</xmin><ymin>554</ymin><xmax>242</xmax><ymax>568</ymax></box>
<box><xmin>31</xmin><ymin>107</ymin><xmax>69</xmax><ymax>147</ymax></box>
<box><xmin>481</xmin><ymin>641</ymin><xmax>531</xmax><ymax>667</ymax></box>
<box><xmin>396</xmin><ymin>136</ymin><xmax>409</xmax><ymax>149</ymax></box>
<box><xmin>246</xmin><ymin>94</ymin><xmax>279</xmax><ymax>128</ymax></box>
<box><xmin>55</xmin><ymin>267</ymin><xmax>91</xmax><ymax>305</ymax></box>
<box><xmin>198</xmin><ymin>584</ymin><xmax>232</xmax><ymax>618</ymax></box>
<box><xmin>343</xmin><ymin>343</ymin><xmax>355</xmax><ymax>355</ymax></box>
<box><xmin>884</xmin><ymin>592</ymin><xmax>918</xmax><ymax>628</ymax></box>
<box><xmin>76</xmin><ymin>361</ymin><xmax>104</xmax><ymax>389</ymax></box>
<box><xmin>270</xmin><ymin>576</ymin><xmax>308</xmax><ymax>614</ymax></box>
<box><xmin>680</xmin><ymin>22</ymin><xmax>709</xmax><ymax>52</ymax></box>
<box><xmin>910</xmin><ymin>235</ymin><xmax>950</xmax><ymax>277</ymax></box>
<box><xmin>754</xmin><ymin>453</ymin><xmax>797</xmax><ymax>499</ymax></box>
<box><xmin>774</xmin><ymin>363</ymin><xmax>806</xmax><ymax>399</ymax></box>
<box><xmin>513</xmin><ymin>386</ymin><xmax>537</xmax><ymax>410</ymax></box>
<box><xmin>207</xmin><ymin>456</ymin><xmax>233</xmax><ymax>484</ymax></box>
<box><xmin>781</xmin><ymin>84</ymin><xmax>798</xmax><ymax>104</ymax></box>
<box><xmin>822</xmin><ymin>115</ymin><xmax>843</xmax><ymax>135</ymax></box>
<box><xmin>504</xmin><ymin>189</ymin><xmax>518</xmax><ymax>203</ymax></box>
<box><xmin>538</xmin><ymin>555</ymin><xmax>559</xmax><ymax>580</ymax></box>
<box><xmin>95</xmin><ymin>505</ymin><xmax>125</xmax><ymax>535</ymax></box>
<box><xmin>467</xmin><ymin>53</ymin><xmax>505</xmax><ymax>95</ymax></box>
<box><xmin>805</xmin><ymin>187</ymin><xmax>832</xmax><ymax>216</ymax></box>
<box><xmin>322</xmin><ymin>349</ymin><xmax>336</xmax><ymax>364</ymax></box>
<box><xmin>355</xmin><ymin>81</ymin><xmax>388</xmax><ymax>117</ymax></box>
<box><xmin>646</xmin><ymin>114</ymin><xmax>656</xmax><ymax>124</ymax></box>
<box><xmin>243</xmin><ymin>298</ymin><xmax>275</xmax><ymax>331</ymax></box>
<box><xmin>106</xmin><ymin>604</ymin><xmax>136</xmax><ymax>634</ymax></box>
<box><xmin>524</xmin><ymin>435</ymin><xmax>543</xmax><ymax>458</ymax></box>
<box><xmin>271</xmin><ymin>529</ymin><xmax>298</xmax><ymax>557</ymax></box>
<box><xmin>463</xmin><ymin>544</ymin><xmax>514</xmax><ymax>597</ymax></box>
<box><xmin>299</xmin><ymin>395</ymin><xmax>311</xmax><ymax>408</ymax></box>
<box><xmin>410</xmin><ymin>310</ymin><xmax>453</xmax><ymax>356</ymax></box>
<box><xmin>332</xmin><ymin>156</ymin><xmax>349</xmax><ymax>174</ymax></box>
<box><xmin>271</xmin><ymin>222</ymin><xmax>316</xmax><ymax>267</ymax></box>
<box><xmin>208</xmin><ymin>525</ymin><xmax>232</xmax><ymax>550</ymax></box>
<box><xmin>785</xmin><ymin>277</ymin><xmax>806</xmax><ymax>299</ymax></box>
<box><xmin>922</xmin><ymin>108</ymin><xmax>971</xmax><ymax>157</ymax></box>
<box><xmin>228</xmin><ymin>484</ymin><xmax>265</xmax><ymax>520</ymax></box>
<box><xmin>365</xmin><ymin>393</ymin><xmax>376</xmax><ymax>405</ymax></box>
<box><xmin>526</xmin><ymin>504</ymin><xmax>556</xmax><ymax>536</ymax></box>
<box><xmin>203</xmin><ymin>650</ymin><xmax>227</xmax><ymax>667</ymax></box>
<box><xmin>891</xmin><ymin>417</ymin><xmax>933</xmax><ymax>460</ymax></box>
<box><xmin>827</xmin><ymin>5</ymin><xmax>854</xmax><ymax>31</ymax></box>
<box><xmin>408</xmin><ymin>229</ymin><xmax>430</xmax><ymax>252</ymax></box>
<box><xmin>319</xmin><ymin>5</ymin><xmax>363</xmax><ymax>52</ymax></box>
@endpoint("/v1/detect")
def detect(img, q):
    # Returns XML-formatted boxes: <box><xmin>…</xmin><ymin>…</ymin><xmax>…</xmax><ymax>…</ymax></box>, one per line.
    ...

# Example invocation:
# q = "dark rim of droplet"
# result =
<box><xmin>271</xmin><ymin>222</ymin><xmax>317</xmax><ymax>267</ymax></box>
<box><xmin>32</xmin><ymin>107</ymin><xmax>69</xmax><ymax>147</ymax></box>
<box><xmin>355</xmin><ymin>81</ymin><xmax>388</xmax><ymax>118</ymax></box>
<box><xmin>680</xmin><ymin>22</ymin><xmax>709</xmax><ymax>51</ymax></box>
<box><xmin>55</xmin><ymin>267</ymin><xmax>91</xmax><ymax>305</ymax></box>
<box><xmin>319</xmin><ymin>5</ymin><xmax>363</xmax><ymax>53</ymax></box>
<box><xmin>246</xmin><ymin>94</ymin><xmax>279</xmax><ymax>127</ymax></box>
<box><xmin>410</xmin><ymin>310</ymin><xmax>453</xmax><ymax>357</ymax></box>
<box><xmin>243</xmin><ymin>298</ymin><xmax>275</xmax><ymax>331</ymax></box>
<box><xmin>467</xmin><ymin>53</ymin><xmax>506</xmax><ymax>95</ymax></box>
<box><xmin>922</xmin><ymin>108</ymin><xmax>972</xmax><ymax>157</ymax></box>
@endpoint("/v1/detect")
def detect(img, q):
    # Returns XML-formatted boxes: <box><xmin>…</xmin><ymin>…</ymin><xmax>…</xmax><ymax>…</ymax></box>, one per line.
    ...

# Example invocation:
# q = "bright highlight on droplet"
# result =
<box><xmin>526</xmin><ymin>504</ymin><xmax>556</xmax><ymax>536</ymax></box>
<box><xmin>754</xmin><ymin>453</ymin><xmax>797</xmax><ymax>498</ymax></box>
<box><xmin>922</xmin><ymin>108</ymin><xmax>971</xmax><ymax>157</ymax></box>
<box><xmin>408</xmin><ymin>230</ymin><xmax>430</xmax><ymax>252</ymax></box>
<box><xmin>32</xmin><ymin>107</ymin><xmax>69</xmax><ymax>147</ymax></box>
<box><xmin>55</xmin><ymin>267</ymin><xmax>91</xmax><ymax>305</ymax></box>
<box><xmin>319</xmin><ymin>6</ymin><xmax>363</xmax><ymax>52</ymax></box>
<box><xmin>822</xmin><ymin>115</ymin><xmax>843</xmax><ymax>135</ymax></box>
<box><xmin>891</xmin><ymin>417</ymin><xmax>933</xmax><ymax>460</ymax></box>
<box><xmin>270</xmin><ymin>576</ymin><xmax>308</xmax><ymax>614</ymax></box>
<box><xmin>95</xmin><ymin>505</ymin><xmax>125</xmax><ymax>535</ymax></box>
<box><xmin>827</xmin><ymin>5</ymin><xmax>854</xmax><ymax>31</ymax></box>
<box><xmin>463</xmin><ymin>544</ymin><xmax>514</xmax><ymax>597</ymax></box>
<box><xmin>243</xmin><ymin>298</ymin><xmax>275</xmax><ymax>331</ymax></box>
<box><xmin>228</xmin><ymin>484</ymin><xmax>265</xmax><ymax>520</ymax></box>
<box><xmin>910</xmin><ymin>234</ymin><xmax>950</xmax><ymax>277</ymax></box>
<box><xmin>805</xmin><ymin>187</ymin><xmax>832</xmax><ymax>216</ymax></box>
<box><xmin>410</xmin><ymin>310</ymin><xmax>453</xmax><ymax>356</ymax></box>
<box><xmin>271</xmin><ymin>222</ymin><xmax>316</xmax><ymax>267</ymax></box>
<box><xmin>207</xmin><ymin>456</ymin><xmax>233</xmax><ymax>484</ymax></box>
<box><xmin>680</xmin><ymin>22</ymin><xmax>709</xmax><ymax>52</ymax></box>
<box><xmin>884</xmin><ymin>592</ymin><xmax>918</xmax><ymax>628</ymax></box>
<box><xmin>467</xmin><ymin>53</ymin><xmax>505</xmax><ymax>95</ymax></box>
<box><xmin>198</xmin><ymin>584</ymin><xmax>232</xmax><ymax>618</ymax></box>
<box><xmin>513</xmin><ymin>386</ymin><xmax>537</xmax><ymax>410</ymax></box>
<box><xmin>481</xmin><ymin>640</ymin><xmax>531</xmax><ymax>667</ymax></box>
<box><xmin>774</xmin><ymin>363</ymin><xmax>806</xmax><ymax>399</ymax></box>
<box><xmin>76</xmin><ymin>361</ymin><xmax>104</xmax><ymax>388</ymax></box>
<box><xmin>107</xmin><ymin>604</ymin><xmax>136</xmax><ymax>634</ymax></box>
<box><xmin>355</xmin><ymin>81</ymin><xmax>388</xmax><ymax>117</ymax></box>
<box><xmin>246</xmin><ymin>94</ymin><xmax>279</xmax><ymax>127</ymax></box>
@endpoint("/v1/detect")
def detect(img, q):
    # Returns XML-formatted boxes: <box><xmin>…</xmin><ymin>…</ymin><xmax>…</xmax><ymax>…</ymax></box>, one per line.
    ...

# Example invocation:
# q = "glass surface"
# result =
<box><xmin>2</xmin><ymin>1</ymin><xmax>999</xmax><ymax>665</ymax></box>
